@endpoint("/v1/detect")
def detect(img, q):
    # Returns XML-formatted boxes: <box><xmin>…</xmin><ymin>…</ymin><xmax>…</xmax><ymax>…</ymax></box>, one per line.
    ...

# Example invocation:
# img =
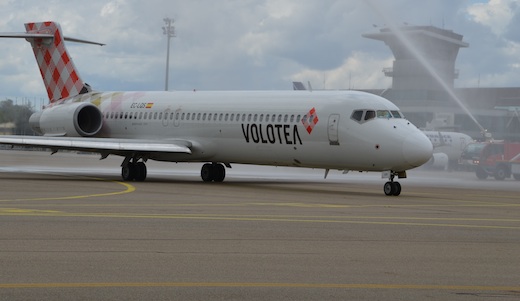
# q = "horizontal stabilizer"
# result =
<box><xmin>0</xmin><ymin>32</ymin><xmax>104</xmax><ymax>46</ymax></box>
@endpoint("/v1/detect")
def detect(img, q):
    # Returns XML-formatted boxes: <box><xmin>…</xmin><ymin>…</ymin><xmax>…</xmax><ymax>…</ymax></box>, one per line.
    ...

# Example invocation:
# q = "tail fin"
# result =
<box><xmin>0</xmin><ymin>21</ymin><xmax>104</xmax><ymax>103</ymax></box>
<box><xmin>25</xmin><ymin>22</ymin><xmax>92</xmax><ymax>102</ymax></box>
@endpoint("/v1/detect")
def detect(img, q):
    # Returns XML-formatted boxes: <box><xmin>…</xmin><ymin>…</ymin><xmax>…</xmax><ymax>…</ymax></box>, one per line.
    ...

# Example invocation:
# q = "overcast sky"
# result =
<box><xmin>0</xmin><ymin>0</ymin><xmax>519</xmax><ymax>104</ymax></box>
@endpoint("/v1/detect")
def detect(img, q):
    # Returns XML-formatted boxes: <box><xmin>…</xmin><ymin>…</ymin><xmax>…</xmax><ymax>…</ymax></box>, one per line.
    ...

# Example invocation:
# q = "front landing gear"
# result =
<box><xmin>383</xmin><ymin>181</ymin><xmax>401</xmax><ymax>196</ymax></box>
<box><xmin>382</xmin><ymin>170</ymin><xmax>405</xmax><ymax>196</ymax></box>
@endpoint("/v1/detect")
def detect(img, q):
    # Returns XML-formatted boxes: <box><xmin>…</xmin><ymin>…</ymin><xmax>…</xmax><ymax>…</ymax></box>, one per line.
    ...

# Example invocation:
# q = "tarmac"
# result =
<box><xmin>0</xmin><ymin>150</ymin><xmax>519</xmax><ymax>300</ymax></box>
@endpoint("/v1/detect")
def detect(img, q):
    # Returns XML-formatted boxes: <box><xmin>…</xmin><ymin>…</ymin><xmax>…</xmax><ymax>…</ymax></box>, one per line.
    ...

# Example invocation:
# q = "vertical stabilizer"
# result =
<box><xmin>24</xmin><ymin>22</ymin><xmax>90</xmax><ymax>103</ymax></box>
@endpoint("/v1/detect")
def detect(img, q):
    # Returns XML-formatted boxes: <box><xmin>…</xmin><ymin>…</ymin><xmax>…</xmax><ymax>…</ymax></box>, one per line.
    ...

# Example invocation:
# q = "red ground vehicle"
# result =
<box><xmin>461</xmin><ymin>141</ymin><xmax>520</xmax><ymax>180</ymax></box>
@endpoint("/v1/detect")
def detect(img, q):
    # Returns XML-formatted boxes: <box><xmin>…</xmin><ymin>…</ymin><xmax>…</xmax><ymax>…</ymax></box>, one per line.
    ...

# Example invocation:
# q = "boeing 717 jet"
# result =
<box><xmin>0</xmin><ymin>22</ymin><xmax>432</xmax><ymax>196</ymax></box>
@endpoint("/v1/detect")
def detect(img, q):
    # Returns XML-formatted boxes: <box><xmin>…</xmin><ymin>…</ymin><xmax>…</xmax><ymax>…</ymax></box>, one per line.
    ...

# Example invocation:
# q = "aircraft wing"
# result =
<box><xmin>0</xmin><ymin>135</ymin><xmax>192</xmax><ymax>155</ymax></box>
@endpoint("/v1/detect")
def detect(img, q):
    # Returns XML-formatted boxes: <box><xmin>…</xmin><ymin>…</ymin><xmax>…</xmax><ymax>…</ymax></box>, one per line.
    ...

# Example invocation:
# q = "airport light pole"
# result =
<box><xmin>162</xmin><ymin>17</ymin><xmax>175</xmax><ymax>91</ymax></box>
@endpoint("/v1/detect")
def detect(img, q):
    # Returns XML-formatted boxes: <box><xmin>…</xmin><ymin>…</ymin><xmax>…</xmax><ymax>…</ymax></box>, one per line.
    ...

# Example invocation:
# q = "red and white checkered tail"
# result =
<box><xmin>24</xmin><ymin>22</ymin><xmax>97</xmax><ymax>103</ymax></box>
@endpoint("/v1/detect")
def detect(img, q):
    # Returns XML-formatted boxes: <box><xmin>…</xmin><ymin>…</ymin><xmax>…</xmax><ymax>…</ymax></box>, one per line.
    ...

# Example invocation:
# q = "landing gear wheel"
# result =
<box><xmin>392</xmin><ymin>182</ymin><xmax>401</xmax><ymax>196</ymax></box>
<box><xmin>122</xmin><ymin>163</ymin><xmax>136</xmax><ymax>181</ymax></box>
<box><xmin>121</xmin><ymin>160</ymin><xmax>148</xmax><ymax>182</ymax></box>
<box><xmin>383</xmin><ymin>181</ymin><xmax>401</xmax><ymax>196</ymax></box>
<box><xmin>135</xmin><ymin>162</ymin><xmax>147</xmax><ymax>181</ymax></box>
<box><xmin>384</xmin><ymin>181</ymin><xmax>395</xmax><ymax>196</ymax></box>
<box><xmin>213</xmin><ymin>164</ymin><xmax>226</xmax><ymax>182</ymax></box>
<box><xmin>201</xmin><ymin>163</ymin><xmax>226</xmax><ymax>182</ymax></box>
<box><xmin>201</xmin><ymin>163</ymin><xmax>214</xmax><ymax>182</ymax></box>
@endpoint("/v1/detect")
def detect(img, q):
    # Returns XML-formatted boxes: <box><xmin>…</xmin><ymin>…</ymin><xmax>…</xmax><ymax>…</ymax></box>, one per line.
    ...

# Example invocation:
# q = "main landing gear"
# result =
<box><xmin>201</xmin><ymin>163</ymin><xmax>226</xmax><ymax>182</ymax></box>
<box><xmin>120</xmin><ymin>158</ymin><xmax>227</xmax><ymax>183</ymax></box>
<box><xmin>121</xmin><ymin>157</ymin><xmax>147</xmax><ymax>181</ymax></box>
<box><xmin>383</xmin><ymin>171</ymin><xmax>403</xmax><ymax>196</ymax></box>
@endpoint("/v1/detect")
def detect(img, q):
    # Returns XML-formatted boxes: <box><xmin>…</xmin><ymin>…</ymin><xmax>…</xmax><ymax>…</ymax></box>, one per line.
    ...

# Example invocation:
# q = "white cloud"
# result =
<box><xmin>0</xmin><ymin>0</ymin><xmax>519</xmax><ymax>100</ymax></box>
<box><xmin>290</xmin><ymin>52</ymin><xmax>393</xmax><ymax>90</ymax></box>
<box><xmin>466</xmin><ymin>0</ymin><xmax>516</xmax><ymax>35</ymax></box>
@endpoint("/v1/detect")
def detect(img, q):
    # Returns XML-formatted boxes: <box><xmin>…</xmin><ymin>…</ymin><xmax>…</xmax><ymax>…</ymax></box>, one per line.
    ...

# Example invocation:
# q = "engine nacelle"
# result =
<box><xmin>426</xmin><ymin>152</ymin><xmax>449</xmax><ymax>169</ymax></box>
<box><xmin>29</xmin><ymin>102</ymin><xmax>103</xmax><ymax>137</ymax></box>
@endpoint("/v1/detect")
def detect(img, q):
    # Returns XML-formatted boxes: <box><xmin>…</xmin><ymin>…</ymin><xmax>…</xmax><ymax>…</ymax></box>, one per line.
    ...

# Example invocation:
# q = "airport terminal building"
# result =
<box><xmin>360</xmin><ymin>25</ymin><xmax>520</xmax><ymax>141</ymax></box>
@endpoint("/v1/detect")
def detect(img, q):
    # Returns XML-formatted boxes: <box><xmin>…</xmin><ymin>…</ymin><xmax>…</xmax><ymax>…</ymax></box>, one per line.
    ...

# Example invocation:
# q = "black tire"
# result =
<box><xmin>476</xmin><ymin>167</ymin><xmax>488</xmax><ymax>180</ymax></box>
<box><xmin>134</xmin><ymin>162</ymin><xmax>147</xmax><ymax>181</ymax></box>
<box><xmin>213</xmin><ymin>164</ymin><xmax>226</xmax><ymax>182</ymax></box>
<box><xmin>121</xmin><ymin>163</ymin><xmax>135</xmax><ymax>181</ymax></box>
<box><xmin>384</xmin><ymin>181</ymin><xmax>395</xmax><ymax>196</ymax></box>
<box><xmin>201</xmin><ymin>163</ymin><xmax>214</xmax><ymax>182</ymax></box>
<box><xmin>392</xmin><ymin>182</ymin><xmax>401</xmax><ymax>196</ymax></box>
<box><xmin>494</xmin><ymin>165</ymin><xmax>508</xmax><ymax>181</ymax></box>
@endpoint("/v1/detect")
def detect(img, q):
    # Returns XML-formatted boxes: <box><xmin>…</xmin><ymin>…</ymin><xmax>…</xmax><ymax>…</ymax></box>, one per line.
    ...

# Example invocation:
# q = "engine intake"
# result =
<box><xmin>30</xmin><ymin>102</ymin><xmax>103</xmax><ymax>137</ymax></box>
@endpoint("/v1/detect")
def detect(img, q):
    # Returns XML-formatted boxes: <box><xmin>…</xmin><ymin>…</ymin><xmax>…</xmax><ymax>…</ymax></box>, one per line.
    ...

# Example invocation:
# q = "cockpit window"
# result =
<box><xmin>377</xmin><ymin>110</ymin><xmax>391</xmax><ymax>118</ymax></box>
<box><xmin>351</xmin><ymin>109</ymin><xmax>404</xmax><ymax>124</ymax></box>
<box><xmin>391</xmin><ymin>110</ymin><xmax>402</xmax><ymax>118</ymax></box>
<box><xmin>364</xmin><ymin>110</ymin><xmax>376</xmax><ymax>121</ymax></box>
<box><xmin>351</xmin><ymin>110</ymin><xmax>363</xmax><ymax>122</ymax></box>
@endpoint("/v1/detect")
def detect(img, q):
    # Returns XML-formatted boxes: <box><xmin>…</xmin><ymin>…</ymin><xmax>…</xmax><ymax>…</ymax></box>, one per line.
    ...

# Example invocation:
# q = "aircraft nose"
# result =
<box><xmin>402</xmin><ymin>132</ymin><xmax>433</xmax><ymax>168</ymax></box>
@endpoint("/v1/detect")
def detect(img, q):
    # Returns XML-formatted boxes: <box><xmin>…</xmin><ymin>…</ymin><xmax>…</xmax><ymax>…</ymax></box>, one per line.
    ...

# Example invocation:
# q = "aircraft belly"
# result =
<box><xmin>210</xmin><ymin>138</ymin><xmax>346</xmax><ymax>168</ymax></box>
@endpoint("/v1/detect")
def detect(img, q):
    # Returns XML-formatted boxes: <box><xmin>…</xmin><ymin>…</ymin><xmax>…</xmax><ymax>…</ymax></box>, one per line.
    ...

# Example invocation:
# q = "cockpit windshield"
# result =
<box><xmin>377</xmin><ymin>110</ymin><xmax>391</xmax><ymax>118</ymax></box>
<box><xmin>351</xmin><ymin>109</ymin><xmax>404</xmax><ymax>124</ymax></box>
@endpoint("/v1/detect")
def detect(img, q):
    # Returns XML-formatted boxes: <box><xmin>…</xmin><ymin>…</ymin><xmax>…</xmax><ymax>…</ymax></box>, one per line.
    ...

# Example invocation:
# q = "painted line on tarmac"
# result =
<box><xmin>0</xmin><ymin>282</ymin><xmax>519</xmax><ymax>291</ymax></box>
<box><xmin>0</xmin><ymin>178</ymin><xmax>135</xmax><ymax>202</ymax></box>
<box><xmin>0</xmin><ymin>212</ymin><xmax>518</xmax><ymax>229</ymax></box>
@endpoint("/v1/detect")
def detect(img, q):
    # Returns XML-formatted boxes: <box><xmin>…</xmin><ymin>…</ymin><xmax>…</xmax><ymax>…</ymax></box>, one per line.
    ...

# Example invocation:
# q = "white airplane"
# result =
<box><xmin>422</xmin><ymin>130</ymin><xmax>473</xmax><ymax>170</ymax></box>
<box><xmin>291</xmin><ymin>82</ymin><xmax>473</xmax><ymax>171</ymax></box>
<box><xmin>0</xmin><ymin>21</ymin><xmax>432</xmax><ymax>196</ymax></box>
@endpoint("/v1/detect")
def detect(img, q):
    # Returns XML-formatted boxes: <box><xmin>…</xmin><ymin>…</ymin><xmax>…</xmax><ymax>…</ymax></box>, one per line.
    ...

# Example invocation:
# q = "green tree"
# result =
<box><xmin>0</xmin><ymin>99</ymin><xmax>35</xmax><ymax>135</ymax></box>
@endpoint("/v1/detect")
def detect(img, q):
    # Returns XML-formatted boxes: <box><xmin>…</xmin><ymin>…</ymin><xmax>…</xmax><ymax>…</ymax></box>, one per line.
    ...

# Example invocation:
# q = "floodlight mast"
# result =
<box><xmin>162</xmin><ymin>17</ymin><xmax>175</xmax><ymax>91</ymax></box>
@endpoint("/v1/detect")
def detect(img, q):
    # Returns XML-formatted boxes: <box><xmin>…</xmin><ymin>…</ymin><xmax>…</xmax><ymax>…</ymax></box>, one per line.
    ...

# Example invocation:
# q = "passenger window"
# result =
<box><xmin>364</xmin><ymin>110</ymin><xmax>375</xmax><ymax>121</ymax></box>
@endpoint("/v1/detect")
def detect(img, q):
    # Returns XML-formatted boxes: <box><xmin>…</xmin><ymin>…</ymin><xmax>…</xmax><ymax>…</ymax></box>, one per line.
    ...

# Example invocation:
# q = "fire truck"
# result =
<box><xmin>461</xmin><ymin>141</ymin><xmax>520</xmax><ymax>180</ymax></box>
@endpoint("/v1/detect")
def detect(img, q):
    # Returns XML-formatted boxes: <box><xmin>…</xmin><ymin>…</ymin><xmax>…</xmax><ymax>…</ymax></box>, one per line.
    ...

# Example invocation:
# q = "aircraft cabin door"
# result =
<box><xmin>328</xmin><ymin>114</ymin><xmax>340</xmax><ymax>145</ymax></box>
